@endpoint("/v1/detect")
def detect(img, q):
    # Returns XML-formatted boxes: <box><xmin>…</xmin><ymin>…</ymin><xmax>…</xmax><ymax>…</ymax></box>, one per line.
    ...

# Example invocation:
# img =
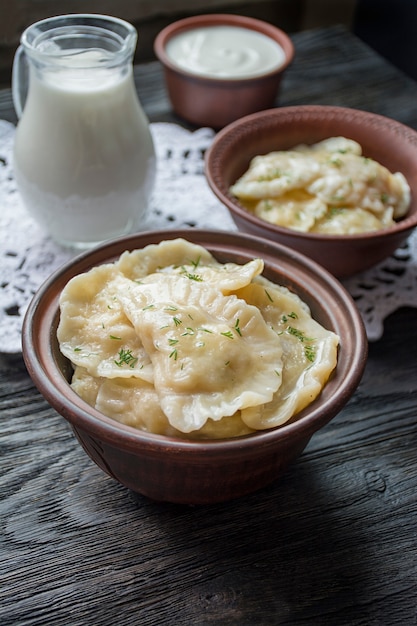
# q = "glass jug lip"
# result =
<box><xmin>20</xmin><ymin>14</ymin><xmax>137</xmax><ymax>67</ymax></box>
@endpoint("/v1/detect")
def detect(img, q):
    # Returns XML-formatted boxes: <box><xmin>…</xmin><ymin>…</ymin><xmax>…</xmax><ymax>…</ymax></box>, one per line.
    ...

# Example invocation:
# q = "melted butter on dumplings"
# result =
<box><xmin>230</xmin><ymin>137</ymin><xmax>410</xmax><ymax>234</ymax></box>
<box><xmin>58</xmin><ymin>239</ymin><xmax>339</xmax><ymax>438</ymax></box>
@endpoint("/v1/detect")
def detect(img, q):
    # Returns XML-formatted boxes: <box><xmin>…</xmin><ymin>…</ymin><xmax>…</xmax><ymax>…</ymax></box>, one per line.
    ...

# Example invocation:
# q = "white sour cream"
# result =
<box><xmin>165</xmin><ymin>25</ymin><xmax>287</xmax><ymax>79</ymax></box>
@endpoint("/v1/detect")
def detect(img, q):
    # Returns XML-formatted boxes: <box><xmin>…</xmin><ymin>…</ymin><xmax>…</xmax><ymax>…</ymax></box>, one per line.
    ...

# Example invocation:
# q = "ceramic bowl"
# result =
<box><xmin>22</xmin><ymin>229</ymin><xmax>367</xmax><ymax>505</ymax></box>
<box><xmin>153</xmin><ymin>14</ymin><xmax>294</xmax><ymax>128</ymax></box>
<box><xmin>205</xmin><ymin>105</ymin><xmax>417</xmax><ymax>277</ymax></box>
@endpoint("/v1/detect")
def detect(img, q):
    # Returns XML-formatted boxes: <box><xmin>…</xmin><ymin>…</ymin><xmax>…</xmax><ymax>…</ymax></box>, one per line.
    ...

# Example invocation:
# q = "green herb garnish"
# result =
<box><xmin>286</xmin><ymin>326</ymin><xmax>316</xmax><ymax>362</ymax></box>
<box><xmin>114</xmin><ymin>348</ymin><xmax>139</xmax><ymax>368</ymax></box>
<box><xmin>189</xmin><ymin>256</ymin><xmax>201</xmax><ymax>269</ymax></box>
<box><xmin>304</xmin><ymin>345</ymin><xmax>317</xmax><ymax>362</ymax></box>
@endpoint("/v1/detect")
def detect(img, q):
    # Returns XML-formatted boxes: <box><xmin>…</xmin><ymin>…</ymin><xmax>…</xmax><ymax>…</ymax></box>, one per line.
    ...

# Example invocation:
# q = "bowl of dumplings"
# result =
<box><xmin>205</xmin><ymin>105</ymin><xmax>417</xmax><ymax>278</ymax></box>
<box><xmin>22</xmin><ymin>229</ymin><xmax>367</xmax><ymax>504</ymax></box>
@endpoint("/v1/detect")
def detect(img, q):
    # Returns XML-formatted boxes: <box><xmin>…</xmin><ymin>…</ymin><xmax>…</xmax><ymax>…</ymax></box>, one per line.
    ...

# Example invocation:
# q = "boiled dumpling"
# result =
<box><xmin>234</xmin><ymin>278</ymin><xmax>339</xmax><ymax>429</ymax></box>
<box><xmin>58</xmin><ymin>238</ymin><xmax>339</xmax><ymax>439</ymax></box>
<box><xmin>58</xmin><ymin>269</ymin><xmax>153</xmax><ymax>383</ymax></box>
<box><xmin>118</xmin><ymin>273</ymin><xmax>283</xmax><ymax>432</ymax></box>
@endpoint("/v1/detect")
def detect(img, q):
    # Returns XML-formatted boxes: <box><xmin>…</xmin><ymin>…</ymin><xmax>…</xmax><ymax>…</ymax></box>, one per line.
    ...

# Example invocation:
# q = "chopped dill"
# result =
<box><xmin>328</xmin><ymin>207</ymin><xmax>346</xmax><ymax>218</ymax></box>
<box><xmin>180</xmin><ymin>265</ymin><xmax>203</xmax><ymax>281</ymax></box>
<box><xmin>257</xmin><ymin>168</ymin><xmax>281</xmax><ymax>181</ymax></box>
<box><xmin>181</xmin><ymin>327</ymin><xmax>195</xmax><ymax>336</ymax></box>
<box><xmin>114</xmin><ymin>348</ymin><xmax>139</xmax><ymax>368</ymax></box>
<box><xmin>282</xmin><ymin>311</ymin><xmax>298</xmax><ymax>323</ymax></box>
<box><xmin>286</xmin><ymin>326</ymin><xmax>316</xmax><ymax>362</ymax></box>
<box><xmin>329</xmin><ymin>157</ymin><xmax>342</xmax><ymax>167</ymax></box>
<box><xmin>186</xmin><ymin>272</ymin><xmax>203</xmax><ymax>281</ymax></box>
<box><xmin>189</xmin><ymin>256</ymin><xmax>201</xmax><ymax>269</ymax></box>
<box><xmin>304</xmin><ymin>345</ymin><xmax>317</xmax><ymax>362</ymax></box>
<box><xmin>287</xmin><ymin>326</ymin><xmax>314</xmax><ymax>342</ymax></box>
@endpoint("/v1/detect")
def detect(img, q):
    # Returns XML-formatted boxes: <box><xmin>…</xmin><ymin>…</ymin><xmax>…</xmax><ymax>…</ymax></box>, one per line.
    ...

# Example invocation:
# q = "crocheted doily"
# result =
<box><xmin>1</xmin><ymin>119</ymin><xmax>416</xmax><ymax>353</ymax></box>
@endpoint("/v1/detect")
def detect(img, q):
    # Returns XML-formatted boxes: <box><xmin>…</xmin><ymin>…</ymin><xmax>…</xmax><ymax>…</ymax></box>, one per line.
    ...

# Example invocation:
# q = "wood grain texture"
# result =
<box><xmin>1</xmin><ymin>26</ymin><xmax>417</xmax><ymax>626</ymax></box>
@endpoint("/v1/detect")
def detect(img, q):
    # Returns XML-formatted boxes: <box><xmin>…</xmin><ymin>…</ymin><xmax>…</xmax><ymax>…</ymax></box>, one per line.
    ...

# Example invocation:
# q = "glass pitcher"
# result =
<box><xmin>12</xmin><ymin>14</ymin><xmax>156</xmax><ymax>249</ymax></box>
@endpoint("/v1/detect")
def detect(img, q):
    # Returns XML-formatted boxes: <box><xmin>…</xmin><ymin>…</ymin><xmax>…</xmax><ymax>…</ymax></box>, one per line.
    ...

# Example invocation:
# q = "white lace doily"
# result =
<box><xmin>1</xmin><ymin>118</ymin><xmax>417</xmax><ymax>353</ymax></box>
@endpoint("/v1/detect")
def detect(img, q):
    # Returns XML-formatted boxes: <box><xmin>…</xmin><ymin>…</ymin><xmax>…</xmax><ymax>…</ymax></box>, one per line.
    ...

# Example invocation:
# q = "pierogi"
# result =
<box><xmin>230</xmin><ymin>137</ymin><xmax>411</xmax><ymax>234</ymax></box>
<box><xmin>57</xmin><ymin>239</ymin><xmax>339</xmax><ymax>439</ymax></box>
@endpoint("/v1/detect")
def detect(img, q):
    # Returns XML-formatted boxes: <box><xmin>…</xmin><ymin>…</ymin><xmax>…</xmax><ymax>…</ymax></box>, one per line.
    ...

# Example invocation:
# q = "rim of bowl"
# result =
<box><xmin>22</xmin><ymin>228</ymin><xmax>367</xmax><ymax>458</ymax></box>
<box><xmin>205</xmin><ymin>105</ymin><xmax>417</xmax><ymax>242</ymax></box>
<box><xmin>153</xmin><ymin>14</ymin><xmax>295</xmax><ymax>84</ymax></box>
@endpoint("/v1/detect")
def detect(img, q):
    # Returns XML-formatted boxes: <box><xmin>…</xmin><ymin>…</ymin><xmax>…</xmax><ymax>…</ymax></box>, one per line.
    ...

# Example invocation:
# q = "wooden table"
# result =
<box><xmin>1</xmin><ymin>26</ymin><xmax>417</xmax><ymax>626</ymax></box>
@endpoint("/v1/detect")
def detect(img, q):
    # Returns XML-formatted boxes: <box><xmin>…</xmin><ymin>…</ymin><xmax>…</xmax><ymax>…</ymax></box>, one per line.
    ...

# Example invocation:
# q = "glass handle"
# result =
<box><xmin>12</xmin><ymin>45</ymin><xmax>28</xmax><ymax>119</ymax></box>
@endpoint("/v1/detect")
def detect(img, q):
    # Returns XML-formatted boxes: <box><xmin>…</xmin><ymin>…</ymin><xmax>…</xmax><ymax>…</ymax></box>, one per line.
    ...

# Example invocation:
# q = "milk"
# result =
<box><xmin>165</xmin><ymin>25</ymin><xmax>287</xmax><ymax>79</ymax></box>
<box><xmin>13</xmin><ymin>51</ymin><xmax>156</xmax><ymax>248</ymax></box>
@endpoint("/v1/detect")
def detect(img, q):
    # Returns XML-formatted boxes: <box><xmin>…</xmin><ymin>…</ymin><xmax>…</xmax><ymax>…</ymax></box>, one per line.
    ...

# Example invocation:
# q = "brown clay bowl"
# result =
<box><xmin>22</xmin><ymin>229</ymin><xmax>367</xmax><ymax>505</ymax></box>
<box><xmin>154</xmin><ymin>14</ymin><xmax>294</xmax><ymax>129</ymax></box>
<box><xmin>205</xmin><ymin>105</ymin><xmax>417</xmax><ymax>277</ymax></box>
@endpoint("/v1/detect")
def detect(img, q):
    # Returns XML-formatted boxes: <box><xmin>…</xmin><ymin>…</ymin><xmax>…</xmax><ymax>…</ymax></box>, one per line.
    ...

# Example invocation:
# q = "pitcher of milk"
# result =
<box><xmin>12</xmin><ymin>14</ymin><xmax>156</xmax><ymax>248</ymax></box>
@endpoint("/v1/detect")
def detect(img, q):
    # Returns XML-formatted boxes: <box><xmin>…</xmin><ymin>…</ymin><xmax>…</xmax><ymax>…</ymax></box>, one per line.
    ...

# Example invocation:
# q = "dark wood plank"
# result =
<box><xmin>1</xmin><ymin>26</ymin><xmax>417</xmax><ymax>626</ymax></box>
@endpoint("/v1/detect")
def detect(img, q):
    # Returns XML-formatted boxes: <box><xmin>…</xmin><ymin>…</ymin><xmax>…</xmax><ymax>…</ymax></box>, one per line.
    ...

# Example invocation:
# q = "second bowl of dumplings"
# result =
<box><xmin>205</xmin><ymin>105</ymin><xmax>417</xmax><ymax>277</ymax></box>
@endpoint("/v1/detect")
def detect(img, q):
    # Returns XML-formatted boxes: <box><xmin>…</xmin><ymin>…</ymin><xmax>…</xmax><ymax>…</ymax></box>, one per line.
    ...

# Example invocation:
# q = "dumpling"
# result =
<box><xmin>117</xmin><ymin>273</ymin><xmax>283</xmax><ymax>433</ymax></box>
<box><xmin>116</xmin><ymin>238</ymin><xmax>216</xmax><ymax>280</ymax></box>
<box><xmin>58</xmin><ymin>239</ymin><xmax>339</xmax><ymax>439</ymax></box>
<box><xmin>58</xmin><ymin>269</ymin><xmax>154</xmax><ymax>383</ymax></box>
<box><xmin>230</xmin><ymin>137</ymin><xmax>411</xmax><ymax>234</ymax></box>
<box><xmin>117</xmin><ymin>237</ymin><xmax>264</xmax><ymax>293</ymax></box>
<box><xmin>233</xmin><ymin>278</ymin><xmax>339</xmax><ymax>429</ymax></box>
<box><xmin>230</xmin><ymin>150</ymin><xmax>321</xmax><ymax>199</ymax></box>
<box><xmin>254</xmin><ymin>191</ymin><xmax>327</xmax><ymax>232</ymax></box>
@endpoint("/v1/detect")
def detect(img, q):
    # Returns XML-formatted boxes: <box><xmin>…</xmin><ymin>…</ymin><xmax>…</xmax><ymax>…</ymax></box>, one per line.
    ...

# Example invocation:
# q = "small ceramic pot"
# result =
<box><xmin>154</xmin><ymin>14</ymin><xmax>294</xmax><ymax>128</ymax></box>
<box><xmin>22</xmin><ymin>229</ymin><xmax>367</xmax><ymax>505</ymax></box>
<box><xmin>205</xmin><ymin>105</ymin><xmax>417</xmax><ymax>277</ymax></box>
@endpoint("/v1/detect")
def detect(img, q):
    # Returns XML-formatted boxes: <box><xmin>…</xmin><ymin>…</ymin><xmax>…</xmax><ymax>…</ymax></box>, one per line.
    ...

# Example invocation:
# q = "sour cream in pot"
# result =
<box><xmin>165</xmin><ymin>25</ymin><xmax>287</xmax><ymax>79</ymax></box>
